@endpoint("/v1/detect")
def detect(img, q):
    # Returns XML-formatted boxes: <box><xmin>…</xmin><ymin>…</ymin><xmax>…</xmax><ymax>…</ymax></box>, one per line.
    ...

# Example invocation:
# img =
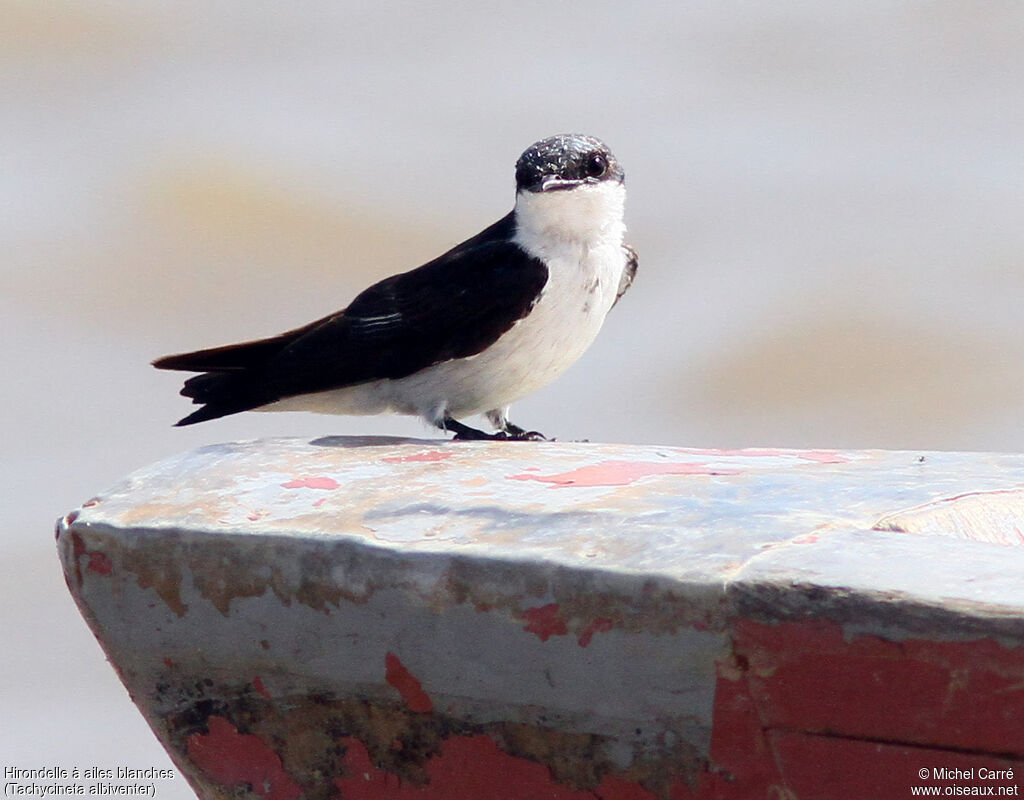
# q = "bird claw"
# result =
<box><xmin>507</xmin><ymin>430</ymin><xmax>547</xmax><ymax>441</ymax></box>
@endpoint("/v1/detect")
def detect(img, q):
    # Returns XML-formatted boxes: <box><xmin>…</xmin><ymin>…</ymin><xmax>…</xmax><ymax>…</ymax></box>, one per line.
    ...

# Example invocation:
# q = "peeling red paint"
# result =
<box><xmin>280</xmin><ymin>476</ymin><xmax>339</xmax><ymax>490</ymax></box>
<box><xmin>385</xmin><ymin>653</ymin><xmax>433</xmax><ymax>713</ymax></box>
<box><xmin>186</xmin><ymin>716</ymin><xmax>302</xmax><ymax>800</ymax></box>
<box><xmin>336</xmin><ymin>734</ymin><xmax>614</xmax><ymax>799</ymax></box>
<box><xmin>770</xmin><ymin>729</ymin><xmax>1024</xmax><ymax>799</ymax></box>
<box><xmin>70</xmin><ymin>531</ymin><xmax>86</xmax><ymax>586</ymax></box>
<box><xmin>679</xmin><ymin>447</ymin><xmax>850</xmax><ymax>464</ymax></box>
<box><xmin>252</xmin><ymin>675</ymin><xmax>272</xmax><ymax>700</ymax></box>
<box><xmin>593</xmin><ymin>774</ymin><xmax>659</xmax><ymax>800</ymax></box>
<box><xmin>731</xmin><ymin>618</ymin><xmax>1024</xmax><ymax>756</ymax></box>
<box><xmin>383</xmin><ymin>451</ymin><xmax>454</xmax><ymax>463</ymax></box>
<box><xmin>69</xmin><ymin>531</ymin><xmax>112</xmax><ymax>580</ymax></box>
<box><xmin>522</xmin><ymin>604</ymin><xmax>568</xmax><ymax>641</ymax></box>
<box><xmin>673</xmin><ymin>619</ymin><xmax>1024</xmax><ymax>797</ymax></box>
<box><xmin>508</xmin><ymin>460</ymin><xmax>740</xmax><ymax>488</ymax></box>
<box><xmin>796</xmin><ymin>450</ymin><xmax>850</xmax><ymax>464</ymax></box>
<box><xmin>759</xmin><ymin>528</ymin><xmax>826</xmax><ymax>551</ymax></box>
<box><xmin>789</xmin><ymin>529</ymin><xmax>822</xmax><ymax>544</ymax></box>
<box><xmin>578</xmin><ymin>617</ymin><xmax>613</xmax><ymax>648</ymax></box>
<box><xmin>87</xmin><ymin>551</ymin><xmax>112</xmax><ymax>574</ymax></box>
<box><xmin>687</xmin><ymin>654</ymin><xmax>785</xmax><ymax>797</ymax></box>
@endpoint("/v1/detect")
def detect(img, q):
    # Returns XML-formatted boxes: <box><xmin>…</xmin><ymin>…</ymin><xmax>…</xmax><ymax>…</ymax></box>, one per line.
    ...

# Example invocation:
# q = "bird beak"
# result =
<box><xmin>540</xmin><ymin>176</ymin><xmax>584</xmax><ymax>192</ymax></box>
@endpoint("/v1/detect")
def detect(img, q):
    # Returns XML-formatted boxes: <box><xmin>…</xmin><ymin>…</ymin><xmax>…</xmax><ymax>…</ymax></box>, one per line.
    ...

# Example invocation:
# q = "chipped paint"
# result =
<box><xmin>333</xmin><ymin>734</ymin><xmax>664</xmax><ymax>800</ymax></box>
<box><xmin>71</xmin><ymin>531</ymin><xmax>113</xmax><ymax>576</ymax></box>
<box><xmin>522</xmin><ymin>603</ymin><xmax>569</xmax><ymax>641</ymax></box>
<box><xmin>508</xmin><ymin>460</ymin><xmax>741</xmax><ymax>488</ymax></box>
<box><xmin>678</xmin><ymin>447</ymin><xmax>851</xmax><ymax>464</ymax></box>
<box><xmin>69</xmin><ymin>531</ymin><xmax>113</xmax><ymax>586</ymax></box>
<box><xmin>56</xmin><ymin>437</ymin><xmax>1024</xmax><ymax>798</ymax></box>
<box><xmin>578</xmin><ymin>618</ymin><xmax>613</xmax><ymax>648</ymax></box>
<box><xmin>186</xmin><ymin>716</ymin><xmax>303</xmax><ymax>800</ymax></box>
<box><xmin>252</xmin><ymin>675</ymin><xmax>272</xmax><ymax>700</ymax></box>
<box><xmin>382</xmin><ymin>450</ymin><xmax>454</xmax><ymax>464</ymax></box>
<box><xmin>690</xmin><ymin>617</ymin><xmax>1024</xmax><ymax>796</ymax></box>
<box><xmin>281</xmin><ymin>476</ymin><xmax>339</xmax><ymax>490</ymax></box>
<box><xmin>386</xmin><ymin>653</ymin><xmax>434</xmax><ymax>713</ymax></box>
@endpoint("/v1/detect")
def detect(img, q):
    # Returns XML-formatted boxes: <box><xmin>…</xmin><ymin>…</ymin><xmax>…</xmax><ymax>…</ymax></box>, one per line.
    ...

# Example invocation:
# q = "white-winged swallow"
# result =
<box><xmin>154</xmin><ymin>133</ymin><xmax>637</xmax><ymax>440</ymax></box>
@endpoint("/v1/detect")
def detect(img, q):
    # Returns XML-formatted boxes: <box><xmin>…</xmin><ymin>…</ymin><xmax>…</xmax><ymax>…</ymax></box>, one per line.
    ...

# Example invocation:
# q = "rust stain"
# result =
<box><xmin>439</xmin><ymin>563</ymin><xmax>728</xmax><ymax>637</ymax></box>
<box><xmin>116</xmin><ymin>499</ymin><xmax>237</xmax><ymax>527</ymax></box>
<box><xmin>121</xmin><ymin>544</ymin><xmax>188</xmax><ymax>617</ymax></box>
<box><xmin>67</xmin><ymin>527</ymin><xmax>378</xmax><ymax>619</ymax></box>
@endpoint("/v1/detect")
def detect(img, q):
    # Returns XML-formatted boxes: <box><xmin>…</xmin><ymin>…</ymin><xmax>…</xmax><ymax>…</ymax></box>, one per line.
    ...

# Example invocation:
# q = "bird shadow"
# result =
<box><xmin>309</xmin><ymin>434</ymin><xmax>449</xmax><ymax>449</ymax></box>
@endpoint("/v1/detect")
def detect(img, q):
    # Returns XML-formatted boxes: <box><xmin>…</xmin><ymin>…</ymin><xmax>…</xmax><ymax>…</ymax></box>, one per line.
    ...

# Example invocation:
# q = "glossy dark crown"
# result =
<box><xmin>515</xmin><ymin>134</ymin><xmax>624</xmax><ymax>193</ymax></box>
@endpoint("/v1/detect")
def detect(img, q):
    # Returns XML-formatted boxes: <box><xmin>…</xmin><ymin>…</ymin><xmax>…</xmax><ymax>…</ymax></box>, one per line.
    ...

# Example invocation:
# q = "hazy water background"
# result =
<box><xmin>3</xmin><ymin>1</ymin><xmax>1022</xmax><ymax>786</ymax></box>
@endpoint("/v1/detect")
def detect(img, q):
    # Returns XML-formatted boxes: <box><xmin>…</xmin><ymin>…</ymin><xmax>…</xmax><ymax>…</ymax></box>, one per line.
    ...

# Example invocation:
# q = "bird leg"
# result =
<box><xmin>440</xmin><ymin>417</ymin><xmax>508</xmax><ymax>441</ymax></box>
<box><xmin>439</xmin><ymin>415</ymin><xmax>547</xmax><ymax>441</ymax></box>
<box><xmin>484</xmin><ymin>409</ymin><xmax>547</xmax><ymax>441</ymax></box>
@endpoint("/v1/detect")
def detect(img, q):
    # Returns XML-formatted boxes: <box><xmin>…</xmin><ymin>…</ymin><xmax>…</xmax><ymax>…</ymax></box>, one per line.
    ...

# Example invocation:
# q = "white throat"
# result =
<box><xmin>512</xmin><ymin>181</ymin><xmax>626</xmax><ymax>261</ymax></box>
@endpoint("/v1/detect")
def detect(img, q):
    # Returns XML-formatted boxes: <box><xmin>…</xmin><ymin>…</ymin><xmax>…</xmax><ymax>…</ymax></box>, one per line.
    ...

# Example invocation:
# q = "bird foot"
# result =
<box><xmin>452</xmin><ymin>429</ymin><xmax>507</xmax><ymax>441</ymax></box>
<box><xmin>501</xmin><ymin>423</ymin><xmax>548</xmax><ymax>441</ymax></box>
<box><xmin>443</xmin><ymin>417</ymin><xmax>548</xmax><ymax>442</ymax></box>
<box><xmin>506</xmin><ymin>430</ymin><xmax>547</xmax><ymax>441</ymax></box>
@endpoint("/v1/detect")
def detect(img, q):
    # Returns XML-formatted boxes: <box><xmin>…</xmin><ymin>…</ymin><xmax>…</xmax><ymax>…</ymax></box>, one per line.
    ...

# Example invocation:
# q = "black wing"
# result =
<box><xmin>613</xmin><ymin>243</ymin><xmax>638</xmax><ymax>308</ymax></box>
<box><xmin>153</xmin><ymin>212</ymin><xmax>549</xmax><ymax>425</ymax></box>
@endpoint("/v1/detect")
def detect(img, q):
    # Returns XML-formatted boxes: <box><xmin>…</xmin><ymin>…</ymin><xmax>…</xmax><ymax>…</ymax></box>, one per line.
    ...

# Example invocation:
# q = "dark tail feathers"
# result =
<box><xmin>153</xmin><ymin>334</ymin><xmax>296</xmax><ymax>425</ymax></box>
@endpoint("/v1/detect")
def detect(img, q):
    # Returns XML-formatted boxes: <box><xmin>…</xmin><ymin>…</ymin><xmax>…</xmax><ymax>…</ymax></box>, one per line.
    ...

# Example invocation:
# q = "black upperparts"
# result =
<box><xmin>154</xmin><ymin>211</ymin><xmax>549</xmax><ymax>425</ymax></box>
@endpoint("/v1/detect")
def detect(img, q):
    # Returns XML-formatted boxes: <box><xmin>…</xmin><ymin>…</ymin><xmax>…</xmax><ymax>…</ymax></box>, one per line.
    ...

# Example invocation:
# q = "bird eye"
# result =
<box><xmin>585</xmin><ymin>153</ymin><xmax>607</xmax><ymax>178</ymax></box>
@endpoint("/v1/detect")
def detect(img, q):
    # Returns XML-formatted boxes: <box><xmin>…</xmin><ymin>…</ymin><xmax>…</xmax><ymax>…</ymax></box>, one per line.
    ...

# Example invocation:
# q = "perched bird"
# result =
<box><xmin>153</xmin><ymin>133</ymin><xmax>637</xmax><ymax>440</ymax></box>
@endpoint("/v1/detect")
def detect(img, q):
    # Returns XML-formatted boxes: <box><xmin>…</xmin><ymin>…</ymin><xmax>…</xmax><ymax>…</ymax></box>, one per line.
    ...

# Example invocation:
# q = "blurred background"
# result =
<box><xmin>3</xmin><ymin>0</ymin><xmax>1022</xmax><ymax>789</ymax></box>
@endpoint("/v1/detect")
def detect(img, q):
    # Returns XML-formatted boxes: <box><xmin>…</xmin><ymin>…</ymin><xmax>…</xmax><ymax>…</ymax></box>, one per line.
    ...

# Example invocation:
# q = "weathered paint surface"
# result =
<box><xmin>56</xmin><ymin>438</ymin><xmax>1024</xmax><ymax>799</ymax></box>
